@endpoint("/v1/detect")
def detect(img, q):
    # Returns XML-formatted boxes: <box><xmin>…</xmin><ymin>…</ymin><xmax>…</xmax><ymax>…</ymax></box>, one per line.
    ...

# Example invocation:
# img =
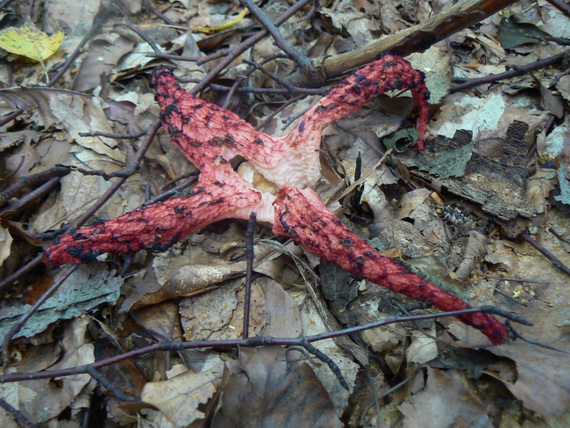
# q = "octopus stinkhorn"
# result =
<box><xmin>44</xmin><ymin>55</ymin><xmax>509</xmax><ymax>344</ymax></box>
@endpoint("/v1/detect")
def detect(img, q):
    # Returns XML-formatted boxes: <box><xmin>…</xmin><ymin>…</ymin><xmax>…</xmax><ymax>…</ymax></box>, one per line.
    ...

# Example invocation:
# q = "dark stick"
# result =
<box><xmin>520</xmin><ymin>232</ymin><xmax>570</xmax><ymax>277</ymax></box>
<box><xmin>0</xmin><ymin>306</ymin><xmax>530</xmax><ymax>385</ymax></box>
<box><xmin>0</xmin><ymin>108</ymin><xmax>24</xmax><ymax>128</ymax></box>
<box><xmin>0</xmin><ymin>177</ymin><xmax>60</xmax><ymax>217</ymax></box>
<box><xmin>242</xmin><ymin>212</ymin><xmax>257</xmax><ymax>339</ymax></box>
<box><xmin>143</xmin><ymin>0</ymin><xmax>178</xmax><ymax>27</ymax></box>
<box><xmin>0</xmin><ymin>165</ymin><xmax>70</xmax><ymax>206</ymax></box>
<box><xmin>302</xmin><ymin>341</ymin><xmax>349</xmax><ymax>390</ymax></box>
<box><xmin>450</xmin><ymin>52</ymin><xmax>566</xmax><ymax>92</ymax></box>
<box><xmin>78</xmin><ymin>130</ymin><xmax>148</xmax><ymax>139</ymax></box>
<box><xmin>84</xmin><ymin>367</ymin><xmax>139</xmax><ymax>402</ymax></box>
<box><xmin>123</xmin><ymin>19</ymin><xmax>162</xmax><ymax>53</ymax></box>
<box><xmin>191</xmin><ymin>0</ymin><xmax>315</xmax><ymax>95</ymax></box>
<box><xmin>0</xmin><ymin>255</ymin><xmax>44</xmax><ymax>295</ymax></box>
<box><xmin>240</xmin><ymin>0</ymin><xmax>312</xmax><ymax>70</ymax></box>
<box><xmin>64</xmin><ymin>119</ymin><xmax>160</xmax><ymax>232</ymax></box>
<box><xmin>48</xmin><ymin>3</ymin><xmax>113</xmax><ymax>86</ymax></box>
<box><xmin>0</xmin><ymin>398</ymin><xmax>37</xmax><ymax>428</ymax></box>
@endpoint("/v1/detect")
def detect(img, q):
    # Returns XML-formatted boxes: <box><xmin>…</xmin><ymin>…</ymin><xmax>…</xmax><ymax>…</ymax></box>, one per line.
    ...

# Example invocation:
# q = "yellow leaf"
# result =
<box><xmin>0</xmin><ymin>26</ymin><xmax>64</xmax><ymax>62</ymax></box>
<box><xmin>190</xmin><ymin>8</ymin><xmax>248</xmax><ymax>33</ymax></box>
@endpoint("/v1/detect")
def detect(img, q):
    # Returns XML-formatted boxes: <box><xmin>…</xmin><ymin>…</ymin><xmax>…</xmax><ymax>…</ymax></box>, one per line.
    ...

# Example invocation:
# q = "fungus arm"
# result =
<box><xmin>273</xmin><ymin>186</ymin><xmax>509</xmax><ymax>344</ymax></box>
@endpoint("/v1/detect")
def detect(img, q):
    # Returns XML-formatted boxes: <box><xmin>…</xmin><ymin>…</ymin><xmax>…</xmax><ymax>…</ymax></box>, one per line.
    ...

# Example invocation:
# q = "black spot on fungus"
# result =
<box><xmin>67</xmin><ymin>247</ymin><xmax>99</xmax><ymax>264</ymax></box>
<box><xmin>163</xmin><ymin>104</ymin><xmax>180</xmax><ymax>115</ymax></box>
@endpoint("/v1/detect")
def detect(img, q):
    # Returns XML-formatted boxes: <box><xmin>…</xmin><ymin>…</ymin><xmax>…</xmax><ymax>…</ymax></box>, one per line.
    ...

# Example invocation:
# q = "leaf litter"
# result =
<box><xmin>0</xmin><ymin>0</ymin><xmax>569</xmax><ymax>426</ymax></box>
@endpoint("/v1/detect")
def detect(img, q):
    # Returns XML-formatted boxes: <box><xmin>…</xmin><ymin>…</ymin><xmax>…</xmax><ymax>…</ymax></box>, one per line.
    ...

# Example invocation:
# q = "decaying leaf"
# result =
<box><xmin>0</xmin><ymin>267</ymin><xmax>121</xmax><ymax>339</ymax></box>
<box><xmin>212</xmin><ymin>348</ymin><xmax>343</xmax><ymax>427</ymax></box>
<box><xmin>0</xmin><ymin>318</ymin><xmax>95</xmax><ymax>424</ymax></box>
<box><xmin>398</xmin><ymin>367</ymin><xmax>492</xmax><ymax>427</ymax></box>
<box><xmin>141</xmin><ymin>365</ymin><xmax>222</xmax><ymax>427</ymax></box>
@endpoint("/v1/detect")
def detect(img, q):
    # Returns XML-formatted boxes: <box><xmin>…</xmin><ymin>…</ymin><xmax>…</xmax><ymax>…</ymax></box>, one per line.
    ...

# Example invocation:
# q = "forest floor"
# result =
<box><xmin>0</xmin><ymin>0</ymin><xmax>569</xmax><ymax>426</ymax></box>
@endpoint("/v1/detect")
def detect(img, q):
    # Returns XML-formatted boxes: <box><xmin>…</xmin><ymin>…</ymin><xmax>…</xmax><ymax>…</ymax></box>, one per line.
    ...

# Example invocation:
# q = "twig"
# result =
<box><xmin>64</xmin><ymin>119</ymin><xmax>160</xmax><ymax>232</ymax></box>
<box><xmin>0</xmin><ymin>398</ymin><xmax>36</xmax><ymax>428</ymax></box>
<box><xmin>509</xmin><ymin>330</ymin><xmax>570</xmax><ymax>354</ymax></box>
<box><xmin>0</xmin><ymin>306</ymin><xmax>531</xmax><ymax>385</ymax></box>
<box><xmin>141</xmin><ymin>173</ymin><xmax>200</xmax><ymax>206</ymax></box>
<box><xmin>48</xmin><ymin>2</ymin><xmax>113</xmax><ymax>86</ymax></box>
<box><xmin>0</xmin><ymin>165</ymin><xmax>71</xmax><ymax>206</ymax></box>
<box><xmin>302</xmin><ymin>341</ymin><xmax>349</xmax><ymax>390</ymax></box>
<box><xmin>242</xmin><ymin>212</ymin><xmax>257</xmax><ymax>339</ymax></box>
<box><xmin>123</xmin><ymin>19</ymin><xmax>162</xmax><ymax>53</ymax></box>
<box><xmin>450</xmin><ymin>51</ymin><xmax>567</xmax><ymax>93</ymax></box>
<box><xmin>0</xmin><ymin>255</ymin><xmax>44</xmax><ymax>295</ymax></box>
<box><xmin>78</xmin><ymin>130</ymin><xmax>147</xmax><ymax>139</ymax></box>
<box><xmin>0</xmin><ymin>177</ymin><xmax>60</xmax><ymax>217</ymax></box>
<box><xmin>549</xmin><ymin>227</ymin><xmax>570</xmax><ymax>245</ymax></box>
<box><xmin>287</xmin><ymin>0</ymin><xmax>522</xmax><ymax>87</ymax></box>
<box><xmin>240</xmin><ymin>0</ymin><xmax>312</xmax><ymax>71</ymax></box>
<box><xmin>254</xmin><ymin>94</ymin><xmax>305</xmax><ymax>130</ymax></box>
<box><xmin>190</xmin><ymin>0</ymin><xmax>315</xmax><ymax>95</ymax></box>
<box><xmin>520</xmin><ymin>232</ymin><xmax>570</xmax><ymax>277</ymax></box>
<box><xmin>84</xmin><ymin>366</ymin><xmax>139</xmax><ymax>402</ymax></box>
<box><xmin>143</xmin><ymin>0</ymin><xmax>178</xmax><ymax>27</ymax></box>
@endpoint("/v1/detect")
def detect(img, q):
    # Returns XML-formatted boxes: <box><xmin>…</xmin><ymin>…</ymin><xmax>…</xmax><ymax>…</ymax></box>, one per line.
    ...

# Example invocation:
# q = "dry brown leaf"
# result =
<box><xmin>3</xmin><ymin>318</ymin><xmax>95</xmax><ymax>424</ymax></box>
<box><xmin>486</xmin><ymin>345</ymin><xmax>570</xmax><ymax>417</ymax></box>
<box><xmin>141</xmin><ymin>366</ymin><xmax>222</xmax><ymax>427</ymax></box>
<box><xmin>212</xmin><ymin>348</ymin><xmax>343</xmax><ymax>427</ymax></box>
<box><xmin>399</xmin><ymin>367</ymin><xmax>492</xmax><ymax>427</ymax></box>
<box><xmin>180</xmin><ymin>277</ymin><xmax>302</xmax><ymax>341</ymax></box>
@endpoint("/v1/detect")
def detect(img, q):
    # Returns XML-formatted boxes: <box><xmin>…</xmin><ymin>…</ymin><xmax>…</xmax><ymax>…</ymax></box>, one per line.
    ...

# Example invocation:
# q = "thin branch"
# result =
<box><xmin>78</xmin><ymin>130</ymin><xmax>147</xmax><ymax>139</ymax></box>
<box><xmin>64</xmin><ymin>119</ymin><xmax>160</xmax><ymax>232</ymax></box>
<box><xmin>0</xmin><ymin>255</ymin><xmax>44</xmax><ymax>295</ymax></box>
<box><xmin>0</xmin><ymin>398</ymin><xmax>36</xmax><ymax>428</ymax></box>
<box><xmin>0</xmin><ymin>177</ymin><xmax>60</xmax><ymax>217</ymax></box>
<box><xmin>0</xmin><ymin>165</ymin><xmax>71</xmax><ymax>206</ymax></box>
<box><xmin>242</xmin><ymin>212</ymin><xmax>257</xmax><ymax>339</ymax></box>
<box><xmin>143</xmin><ymin>0</ymin><xmax>178</xmax><ymax>27</ymax></box>
<box><xmin>123</xmin><ymin>19</ymin><xmax>162</xmax><ymax>53</ymax></box>
<box><xmin>190</xmin><ymin>0</ymin><xmax>315</xmax><ymax>95</ymax></box>
<box><xmin>520</xmin><ymin>232</ymin><xmax>570</xmax><ymax>277</ymax></box>
<box><xmin>0</xmin><ymin>306</ymin><xmax>531</xmax><ymax>385</ymax></box>
<box><xmin>302</xmin><ymin>341</ymin><xmax>349</xmax><ymax>390</ymax></box>
<box><xmin>240</xmin><ymin>0</ymin><xmax>312</xmax><ymax>71</ymax></box>
<box><xmin>450</xmin><ymin>51</ymin><xmax>566</xmax><ymax>93</ymax></box>
<box><xmin>84</xmin><ymin>366</ymin><xmax>139</xmax><ymax>402</ymax></box>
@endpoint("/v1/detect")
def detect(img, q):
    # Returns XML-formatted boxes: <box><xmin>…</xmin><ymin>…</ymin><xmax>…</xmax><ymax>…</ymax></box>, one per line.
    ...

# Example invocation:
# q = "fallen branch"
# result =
<box><xmin>288</xmin><ymin>0</ymin><xmax>522</xmax><ymax>87</ymax></box>
<box><xmin>0</xmin><ymin>307</ymin><xmax>531</xmax><ymax>387</ymax></box>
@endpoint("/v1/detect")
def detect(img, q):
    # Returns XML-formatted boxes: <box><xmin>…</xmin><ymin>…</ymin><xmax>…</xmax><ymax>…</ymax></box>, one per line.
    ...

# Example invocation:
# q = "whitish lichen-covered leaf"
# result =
<box><xmin>0</xmin><ymin>267</ymin><xmax>121</xmax><ymax>339</ymax></box>
<box><xmin>0</xmin><ymin>26</ymin><xmax>63</xmax><ymax>62</ymax></box>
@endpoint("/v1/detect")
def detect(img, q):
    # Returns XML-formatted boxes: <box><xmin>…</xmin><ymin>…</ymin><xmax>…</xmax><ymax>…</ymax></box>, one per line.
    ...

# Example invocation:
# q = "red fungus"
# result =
<box><xmin>43</xmin><ymin>56</ymin><xmax>510</xmax><ymax>344</ymax></box>
<box><xmin>273</xmin><ymin>187</ymin><xmax>509</xmax><ymax>344</ymax></box>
